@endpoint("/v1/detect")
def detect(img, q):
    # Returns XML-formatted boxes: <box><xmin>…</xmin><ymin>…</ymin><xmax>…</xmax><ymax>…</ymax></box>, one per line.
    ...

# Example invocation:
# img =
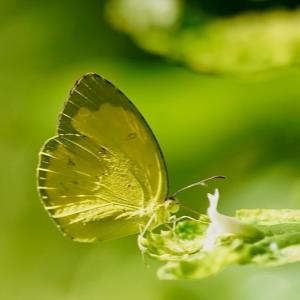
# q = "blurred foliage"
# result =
<box><xmin>106</xmin><ymin>0</ymin><xmax>300</xmax><ymax>73</ymax></box>
<box><xmin>2</xmin><ymin>0</ymin><xmax>300</xmax><ymax>299</ymax></box>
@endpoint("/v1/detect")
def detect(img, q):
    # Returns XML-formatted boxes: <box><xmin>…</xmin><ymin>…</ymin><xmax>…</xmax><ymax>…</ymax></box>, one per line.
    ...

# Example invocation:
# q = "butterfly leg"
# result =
<box><xmin>137</xmin><ymin>213</ymin><xmax>156</xmax><ymax>251</ymax></box>
<box><xmin>141</xmin><ymin>213</ymin><xmax>156</xmax><ymax>236</ymax></box>
<box><xmin>137</xmin><ymin>214</ymin><xmax>157</xmax><ymax>266</ymax></box>
<box><xmin>175</xmin><ymin>215</ymin><xmax>198</xmax><ymax>222</ymax></box>
<box><xmin>168</xmin><ymin>215</ymin><xmax>198</xmax><ymax>231</ymax></box>
<box><xmin>168</xmin><ymin>214</ymin><xmax>177</xmax><ymax>232</ymax></box>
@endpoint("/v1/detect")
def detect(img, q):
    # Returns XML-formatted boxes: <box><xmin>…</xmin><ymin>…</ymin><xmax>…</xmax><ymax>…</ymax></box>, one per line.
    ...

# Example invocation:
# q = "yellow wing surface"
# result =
<box><xmin>37</xmin><ymin>73</ymin><xmax>168</xmax><ymax>242</ymax></box>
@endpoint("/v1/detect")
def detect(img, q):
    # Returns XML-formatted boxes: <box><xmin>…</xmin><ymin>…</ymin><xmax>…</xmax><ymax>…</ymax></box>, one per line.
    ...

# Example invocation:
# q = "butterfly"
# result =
<box><xmin>37</xmin><ymin>73</ymin><xmax>223</xmax><ymax>242</ymax></box>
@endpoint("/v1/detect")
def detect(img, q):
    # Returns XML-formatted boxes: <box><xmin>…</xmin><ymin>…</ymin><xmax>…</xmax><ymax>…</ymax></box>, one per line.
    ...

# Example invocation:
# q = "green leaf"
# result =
<box><xmin>157</xmin><ymin>241</ymin><xmax>244</xmax><ymax>280</ymax></box>
<box><xmin>237</xmin><ymin>209</ymin><xmax>300</xmax><ymax>225</ymax></box>
<box><xmin>141</xmin><ymin>208</ymin><xmax>300</xmax><ymax>280</ymax></box>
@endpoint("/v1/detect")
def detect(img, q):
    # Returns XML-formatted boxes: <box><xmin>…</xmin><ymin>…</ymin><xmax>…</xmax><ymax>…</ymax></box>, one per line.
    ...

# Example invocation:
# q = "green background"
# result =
<box><xmin>2</xmin><ymin>0</ymin><xmax>300</xmax><ymax>299</ymax></box>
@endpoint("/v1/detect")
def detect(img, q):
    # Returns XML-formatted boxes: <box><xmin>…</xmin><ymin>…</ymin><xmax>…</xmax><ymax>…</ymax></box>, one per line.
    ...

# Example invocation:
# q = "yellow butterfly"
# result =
<box><xmin>37</xmin><ymin>73</ymin><xmax>222</xmax><ymax>242</ymax></box>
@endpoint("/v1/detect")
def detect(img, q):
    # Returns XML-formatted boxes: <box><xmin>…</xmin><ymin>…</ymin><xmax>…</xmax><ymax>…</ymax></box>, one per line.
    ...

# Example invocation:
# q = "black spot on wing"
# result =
<box><xmin>127</xmin><ymin>132</ymin><xmax>137</xmax><ymax>140</ymax></box>
<box><xmin>98</xmin><ymin>146</ymin><xmax>109</xmax><ymax>155</ymax></box>
<box><xmin>68</xmin><ymin>158</ymin><xmax>76</xmax><ymax>166</ymax></box>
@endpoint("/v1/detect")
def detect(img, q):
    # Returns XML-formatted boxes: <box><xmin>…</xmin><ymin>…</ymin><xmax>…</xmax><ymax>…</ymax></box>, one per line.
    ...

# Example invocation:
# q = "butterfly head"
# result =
<box><xmin>164</xmin><ymin>196</ymin><xmax>180</xmax><ymax>214</ymax></box>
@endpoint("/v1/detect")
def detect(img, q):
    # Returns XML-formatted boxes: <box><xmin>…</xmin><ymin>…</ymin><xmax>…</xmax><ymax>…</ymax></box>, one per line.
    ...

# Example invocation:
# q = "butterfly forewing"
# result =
<box><xmin>37</xmin><ymin>73</ymin><xmax>168</xmax><ymax>241</ymax></box>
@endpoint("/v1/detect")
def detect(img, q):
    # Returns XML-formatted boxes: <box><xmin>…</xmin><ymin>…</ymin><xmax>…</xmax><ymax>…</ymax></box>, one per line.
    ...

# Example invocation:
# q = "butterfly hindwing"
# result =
<box><xmin>37</xmin><ymin>74</ymin><xmax>168</xmax><ymax>241</ymax></box>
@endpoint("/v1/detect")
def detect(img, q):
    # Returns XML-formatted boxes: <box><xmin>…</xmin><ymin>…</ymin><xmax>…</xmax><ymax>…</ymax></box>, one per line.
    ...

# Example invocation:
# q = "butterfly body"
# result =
<box><xmin>37</xmin><ymin>73</ymin><xmax>175</xmax><ymax>242</ymax></box>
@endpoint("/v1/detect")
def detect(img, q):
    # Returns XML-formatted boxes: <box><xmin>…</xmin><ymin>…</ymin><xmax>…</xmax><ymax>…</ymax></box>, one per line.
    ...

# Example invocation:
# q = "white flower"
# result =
<box><xmin>203</xmin><ymin>189</ymin><xmax>263</xmax><ymax>251</ymax></box>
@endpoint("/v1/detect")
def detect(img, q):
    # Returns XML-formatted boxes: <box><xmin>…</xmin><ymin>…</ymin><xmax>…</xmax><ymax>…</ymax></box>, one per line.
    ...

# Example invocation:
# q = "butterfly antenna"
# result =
<box><xmin>170</xmin><ymin>175</ymin><xmax>225</xmax><ymax>198</ymax></box>
<box><xmin>180</xmin><ymin>205</ymin><xmax>201</xmax><ymax>217</ymax></box>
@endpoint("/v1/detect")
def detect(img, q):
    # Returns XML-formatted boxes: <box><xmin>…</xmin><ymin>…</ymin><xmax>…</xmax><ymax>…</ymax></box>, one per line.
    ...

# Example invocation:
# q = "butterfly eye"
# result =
<box><xmin>167</xmin><ymin>200</ymin><xmax>180</xmax><ymax>214</ymax></box>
